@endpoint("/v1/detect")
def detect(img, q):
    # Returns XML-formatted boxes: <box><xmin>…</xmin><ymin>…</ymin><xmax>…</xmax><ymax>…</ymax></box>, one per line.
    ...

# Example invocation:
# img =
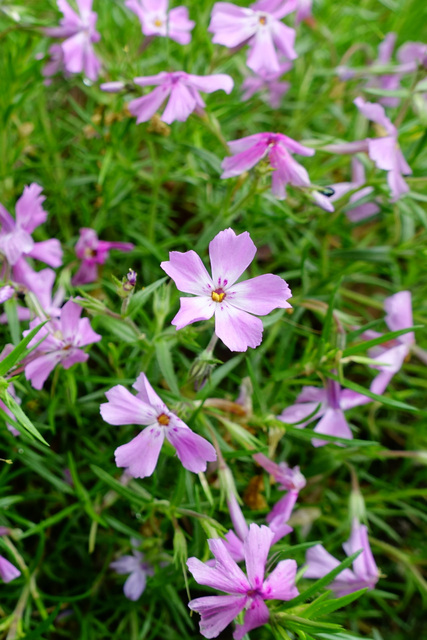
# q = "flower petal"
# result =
<box><xmin>228</xmin><ymin>274</ymin><xmax>292</xmax><ymax>315</ymax></box>
<box><xmin>305</xmin><ymin>544</ymin><xmax>355</xmax><ymax>582</ymax></box>
<box><xmin>234</xmin><ymin>596</ymin><xmax>270</xmax><ymax>640</ymax></box>
<box><xmin>342</xmin><ymin>521</ymin><xmax>378</xmax><ymax>584</ymax></box>
<box><xmin>188</xmin><ymin>595</ymin><xmax>247</xmax><ymax>640</ymax></box>
<box><xmin>24</xmin><ymin>351</ymin><xmax>63</xmax><ymax>390</ymax></box>
<box><xmin>100</xmin><ymin>385</ymin><xmax>158</xmax><ymax>425</ymax></box>
<box><xmin>0</xmin><ymin>556</ymin><xmax>21</xmax><ymax>583</ymax></box>
<box><xmin>132</xmin><ymin>373</ymin><xmax>166</xmax><ymax>412</ymax></box>
<box><xmin>114</xmin><ymin>426</ymin><xmax>165</xmax><ymax>478</ymax></box>
<box><xmin>312</xmin><ymin>408</ymin><xmax>353</xmax><ymax>447</ymax></box>
<box><xmin>261</xmin><ymin>559</ymin><xmax>298</xmax><ymax>600</ymax></box>
<box><xmin>221</xmin><ymin>141</ymin><xmax>268</xmax><ymax>179</ymax></box>
<box><xmin>166</xmin><ymin>423</ymin><xmax>217</xmax><ymax>473</ymax></box>
<box><xmin>123</xmin><ymin>569</ymin><xmax>147</xmax><ymax>600</ymax></box>
<box><xmin>162</xmin><ymin>82</ymin><xmax>197</xmax><ymax>124</ymax></box>
<box><xmin>171</xmin><ymin>296</ymin><xmax>215</xmax><ymax>330</ymax></box>
<box><xmin>128</xmin><ymin>86</ymin><xmax>170</xmax><ymax>124</ymax></box>
<box><xmin>214</xmin><ymin>304</ymin><xmax>264</xmax><ymax>352</ymax></box>
<box><xmin>384</xmin><ymin>291</ymin><xmax>414</xmax><ymax>342</ymax></box>
<box><xmin>161</xmin><ymin>250</ymin><xmax>213</xmax><ymax>295</ymax></box>
<box><xmin>209</xmin><ymin>228</ymin><xmax>256</xmax><ymax>289</ymax></box>
<box><xmin>243</xmin><ymin>524</ymin><xmax>273</xmax><ymax>589</ymax></box>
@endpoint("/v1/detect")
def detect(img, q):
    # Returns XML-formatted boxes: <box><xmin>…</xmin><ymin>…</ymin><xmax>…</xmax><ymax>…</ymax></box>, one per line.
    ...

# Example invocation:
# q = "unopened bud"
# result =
<box><xmin>173</xmin><ymin>527</ymin><xmax>187</xmax><ymax>567</ymax></box>
<box><xmin>349</xmin><ymin>488</ymin><xmax>367</xmax><ymax>523</ymax></box>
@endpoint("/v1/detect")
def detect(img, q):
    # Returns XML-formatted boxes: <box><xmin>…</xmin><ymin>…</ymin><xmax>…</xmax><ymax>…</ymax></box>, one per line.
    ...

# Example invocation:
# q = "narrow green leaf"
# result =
<box><xmin>0</xmin><ymin>391</ymin><xmax>49</xmax><ymax>445</ymax></box>
<box><xmin>155</xmin><ymin>339</ymin><xmax>180</xmax><ymax>396</ymax></box>
<box><xmin>19</xmin><ymin>605</ymin><xmax>61</xmax><ymax>640</ymax></box>
<box><xmin>0</xmin><ymin>321</ymin><xmax>47</xmax><ymax>376</ymax></box>
<box><xmin>342</xmin><ymin>326</ymin><xmax>421</xmax><ymax>357</ymax></box>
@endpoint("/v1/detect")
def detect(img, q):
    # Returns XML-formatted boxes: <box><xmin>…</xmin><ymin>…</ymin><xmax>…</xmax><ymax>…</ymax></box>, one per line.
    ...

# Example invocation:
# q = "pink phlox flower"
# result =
<box><xmin>110</xmin><ymin>538</ymin><xmax>154</xmax><ymax>601</ymax></box>
<box><xmin>241</xmin><ymin>61</ymin><xmax>292</xmax><ymax>108</ymax></box>
<box><xmin>279</xmin><ymin>378</ymin><xmax>370</xmax><ymax>447</ymax></box>
<box><xmin>23</xmin><ymin>299</ymin><xmax>101</xmax><ymax>390</ymax></box>
<box><xmin>0</xmin><ymin>286</ymin><xmax>14</xmax><ymax>303</ymax></box>
<box><xmin>305</xmin><ymin>519</ymin><xmax>379</xmax><ymax>596</ymax></box>
<box><xmin>329</xmin><ymin>158</ymin><xmax>380</xmax><ymax>222</ymax></box>
<box><xmin>0</xmin><ymin>528</ymin><xmax>21</xmax><ymax>583</ymax></box>
<box><xmin>45</xmin><ymin>0</ymin><xmax>101</xmax><ymax>81</ymax></box>
<box><xmin>187</xmin><ymin>523</ymin><xmax>299</xmax><ymax>639</ymax></box>
<box><xmin>72</xmin><ymin>228</ymin><xmax>134</xmax><ymax>285</ymax></box>
<box><xmin>125</xmin><ymin>0</ymin><xmax>195</xmax><ymax>44</ymax></box>
<box><xmin>160</xmin><ymin>228</ymin><xmax>292</xmax><ymax>352</ymax></box>
<box><xmin>100</xmin><ymin>373</ymin><xmax>216</xmax><ymax>478</ymax></box>
<box><xmin>0</xmin><ymin>184</ymin><xmax>62</xmax><ymax>268</ymax></box>
<box><xmin>221</xmin><ymin>133</ymin><xmax>334</xmax><ymax>210</ymax></box>
<box><xmin>324</xmin><ymin>97</ymin><xmax>412</xmax><ymax>202</ymax></box>
<box><xmin>209</xmin><ymin>0</ymin><xmax>297</xmax><ymax>75</ymax></box>
<box><xmin>253</xmin><ymin>453</ymin><xmax>305</xmax><ymax>524</ymax></box>
<box><xmin>368</xmin><ymin>291</ymin><xmax>418</xmax><ymax>396</ymax></box>
<box><xmin>397</xmin><ymin>42</ymin><xmax>427</xmax><ymax>69</ymax></box>
<box><xmin>128</xmin><ymin>71</ymin><xmax>233</xmax><ymax>124</ymax></box>
<box><xmin>42</xmin><ymin>44</ymin><xmax>68</xmax><ymax>83</ymax></box>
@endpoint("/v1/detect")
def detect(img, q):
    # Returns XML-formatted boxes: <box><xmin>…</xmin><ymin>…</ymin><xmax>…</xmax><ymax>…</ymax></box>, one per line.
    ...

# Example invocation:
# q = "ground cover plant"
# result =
<box><xmin>0</xmin><ymin>0</ymin><xmax>427</xmax><ymax>638</ymax></box>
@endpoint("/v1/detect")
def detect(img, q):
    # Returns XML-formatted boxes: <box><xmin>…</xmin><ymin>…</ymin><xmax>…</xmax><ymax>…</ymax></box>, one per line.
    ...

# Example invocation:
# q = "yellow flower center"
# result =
<box><xmin>259</xmin><ymin>15</ymin><xmax>267</xmax><ymax>24</ymax></box>
<box><xmin>157</xmin><ymin>413</ymin><xmax>170</xmax><ymax>426</ymax></box>
<box><xmin>211</xmin><ymin>290</ymin><xmax>225</xmax><ymax>303</ymax></box>
<box><xmin>154</xmin><ymin>18</ymin><xmax>163</xmax><ymax>27</ymax></box>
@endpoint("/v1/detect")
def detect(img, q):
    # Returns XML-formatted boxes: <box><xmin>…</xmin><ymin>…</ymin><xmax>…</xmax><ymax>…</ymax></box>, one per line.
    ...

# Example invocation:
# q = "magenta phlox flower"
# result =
<box><xmin>23</xmin><ymin>300</ymin><xmax>101</xmax><ymax>390</ymax></box>
<box><xmin>110</xmin><ymin>539</ymin><xmax>154</xmax><ymax>601</ymax></box>
<box><xmin>329</xmin><ymin>158</ymin><xmax>380</xmax><ymax>222</ymax></box>
<box><xmin>125</xmin><ymin>0</ymin><xmax>194</xmax><ymax>44</ymax></box>
<box><xmin>45</xmin><ymin>0</ymin><xmax>101</xmax><ymax>81</ymax></box>
<box><xmin>209</xmin><ymin>0</ymin><xmax>297</xmax><ymax>75</ymax></box>
<box><xmin>325</xmin><ymin>97</ymin><xmax>412</xmax><ymax>202</ymax></box>
<box><xmin>72</xmin><ymin>228</ymin><xmax>134</xmax><ymax>285</ymax></box>
<box><xmin>305</xmin><ymin>519</ymin><xmax>379</xmax><ymax>596</ymax></box>
<box><xmin>128</xmin><ymin>71</ymin><xmax>233</xmax><ymax>124</ymax></box>
<box><xmin>0</xmin><ymin>184</ymin><xmax>62</xmax><ymax>268</ymax></box>
<box><xmin>367</xmin><ymin>291</ymin><xmax>417</xmax><ymax>396</ymax></box>
<box><xmin>187</xmin><ymin>523</ymin><xmax>298</xmax><ymax>639</ymax></box>
<box><xmin>241</xmin><ymin>61</ymin><xmax>292</xmax><ymax>108</ymax></box>
<box><xmin>253</xmin><ymin>453</ymin><xmax>305</xmax><ymax>524</ymax></box>
<box><xmin>161</xmin><ymin>228</ymin><xmax>292</xmax><ymax>352</ymax></box>
<box><xmin>100</xmin><ymin>373</ymin><xmax>216</xmax><ymax>478</ymax></box>
<box><xmin>279</xmin><ymin>379</ymin><xmax>370</xmax><ymax>447</ymax></box>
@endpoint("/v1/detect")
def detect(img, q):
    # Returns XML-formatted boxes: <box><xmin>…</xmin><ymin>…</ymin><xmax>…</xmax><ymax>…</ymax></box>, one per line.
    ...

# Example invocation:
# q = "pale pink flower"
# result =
<box><xmin>209</xmin><ymin>0</ymin><xmax>297</xmax><ymax>75</ymax></box>
<box><xmin>0</xmin><ymin>528</ymin><xmax>20</xmax><ymax>583</ymax></box>
<box><xmin>23</xmin><ymin>300</ymin><xmax>101</xmax><ymax>390</ymax></box>
<box><xmin>241</xmin><ymin>61</ymin><xmax>292</xmax><ymax>108</ymax></box>
<box><xmin>45</xmin><ymin>0</ymin><xmax>101</xmax><ymax>81</ymax></box>
<box><xmin>305</xmin><ymin>519</ymin><xmax>379</xmax><ymax>596</ymax></box>
<box><xmin>187</xmin><ymin>523</ymin><xmax>299</xmax><ymax>639</ymax></box>
<box><xmin>125</xmin><ymin>0</ymin><xmax>194</xmax><ymax>44</ymax></box>
<box><xmin>329</xmin><ymin>158</ymin><xmax>380</xmax><ymax>222</ymax></box>
<box><xmin>100</xmin><ymin>373</ymin><xmax>216</xmax><ymax>478</ymax></box>
<box><xmin>72</xmin><ymin>228</ymin><xmax>134</xmax><ymax>285</ymax></box>
<box><xmin>279</xmin><ymin>379</ymin><xmax>370</xmax><ymax>447</ymax></box>
<box><xmin>110</xmin><ymin>539</ymin><xmax>154</xmax><ymax>601</ymax></box>
<box><xmin>0</xmin><ymin>184</ymin><xmax>62</xmax><ymax>268</ymax></box>
<box><xmin>160</xmin><ymin>228</ymin><xmax>292</xmax><ymax>352</ymax></box>
<box><xmin>128</xmin><ymin>71</ymin><xmax>233</xmax><ymax>124</ymax></box>
<box><xmin>253</xmin><ymin>453</ymin><xmax>305</xmax><ymax>524</ymax></box>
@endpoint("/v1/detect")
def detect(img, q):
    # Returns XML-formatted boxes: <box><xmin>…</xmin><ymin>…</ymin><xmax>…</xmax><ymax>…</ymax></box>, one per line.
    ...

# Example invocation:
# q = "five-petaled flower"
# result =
<box><xmin>125</xmin><ymin>0</ymin><xmax>194</xmax><ymax>44</ymax></box>
<box><xmin>187</xmin><ymin>523</ymin><xmax>299</xmax><ymax>639</ymax></box>
<box><xmin>305</xmin><ymin>519</ymin><xmax>379</xmax><ymax>596</ymax></box>
<box><xmin>72</xmin><ymin>228</ymin><xmax>134</xmax><ymax>285</ymax></box>
<box><xmin>128</xmin><ymin>71</ymin><xmax>233</xmax><ymax>124</ymax></box>
<box><xmin>253</xmin><ymin>453</ymin><xmax>306</xmax><ymax>524</ymax></box>
<box><xmin>23</xmin><ymin>300</ymin><xmax>101</xmax><ymax>390</ymax></box>
<box><xmin>209</xmin><ymin>0</ymin><xmax>297</xmax><ymax>75</ymax></box>
<box><xmin>100</xmin><ymin>373</ymin><xmax>216</xmax><ymax>478</ymax></box>
<box><xmin>160</xmin><ymin>228</ymin><xmax>292</xmax><ymax>352</ymax></box>
<box><xmin>110</xmin><ymin>539</ymin><xmax>154</xmax><ymax>601</ymax></box>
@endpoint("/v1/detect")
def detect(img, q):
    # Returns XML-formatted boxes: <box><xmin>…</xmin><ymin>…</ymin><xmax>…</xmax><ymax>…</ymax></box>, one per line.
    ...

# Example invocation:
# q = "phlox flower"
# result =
<box><xmin>329</xmin><ymin>158</ymin><xmax>380</xmax><ymax>222</ymax></box>
<box><xmin>110</xmin><ymin>539</ymin><xmax>154</xmax><ymax>601</ymax></box>
<box><xmin>125</xmin><ymin>0</ymin><xmax>194</xmax><ymax>44</ymax></box>
<box><xmin>221</xmin><ymin>133</ymin><xmax>333</xmax><ymax>210</ymax></box>
<box><xmin>209</xmin><ymin>0</ymin><xmax>297</xmax><ymax>75</ymax></box>
<box><xmin>72</xmin><ymin>228</ymin><xmax>134</xmax><ymax>285</ymax></box>
<box><xmin>100</xmin><ymin>373</ymin><xmax>216</xmax><ymax>478</ymax></box>
<box><xmin>368</xmin><ymin>291</ymin><xmax>420</xmax><ymax>395</ymax></box>
<box><xmin>187</xmin><ymin>523</ymin><xmax>298</xmax><ymax>639</ymax></box>
<box><xmin>325</xmin><ymin>97</ymin><xmax>412</xmax><ymax>202</ymax></box>
<box><xmin>128</xmin><ymin>71</ymin><xmax>233</xmax><ymax>124</ymax></box>
<box><xmin>241</xmin><ymin>61</ymin><xmax>292</xmax><ymax>108</ymax></box>
<box><xmin>0</xmin><ymin>184</ymin><xmax>62</xmax><ymax>268</ymax></box>
<box><xmin>23</xmin><ymin>300</ymin><xmax>101</xmax><ymax>390</ymax></box>
<box><xmin>253</xmin><ymin>453</ymin><xmax>305</xmax><ymax>524</ymax></box>
<box><xmin>0</xmin><ymin>529</ymin><xmax>20</xmax><ymax>583</ymax></box>
<box><xmin>305</xmin><ymin>519</ymin><xmax>379</xmax><ymax>596</ymax></box>
<box><xmin>45</xmin><ymin>0</ymin><xmax>101</xmax><ymax>81</ymax></box>
<box><xmin>279</xmin><ymin>379</ymin><xmax>370</xmax><ymax>447</ymax></box>
<box><xmin>160</xmin><ymin>228</ymin><xmax>292</xmax><ymax>352</ymax></box>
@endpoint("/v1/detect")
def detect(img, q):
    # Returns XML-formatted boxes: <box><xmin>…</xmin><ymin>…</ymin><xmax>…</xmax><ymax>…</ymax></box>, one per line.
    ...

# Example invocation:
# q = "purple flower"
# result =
<box><xmin>294</xmin><ymin>0</ymin><xmax>312</xmax><ymax>24</ymax></box>
<box><xmin>0</xmin><ymin>285</ymin><xmax>14</xmax><ymax>303</ymax></box>
<box><xmin>187</xmin><ymin>523</ymin><xmax>298</xmax><ymax>639</ymax></box>
<box><xmin>128</xmin><ymin>71</ymin><xmax>233</xmax><ymax>124</ymax></box>
<box><xmin>279</xmin><ymin>379</ymin><xmax>370</xmax><ymax>447</ymax></box>
<box><xmin>100</xmin><ymin>373</ymin><xmax>216</xmax><ymax>478</ymax></box>
<box><xmin>397</xmin><ymin>42</ymin><xmax>427</xmax><ymax>69</ymax></box>
<box><xmin>305</xmin><ymin>519</ymin><xmax>379</xmax><ymax>596</ymax></box>
<box><xmin>0</xmin><ymin>184</ymin><xmax>62</xmax><ymax>268</ymax></box>
<box><xmin>253</xmin><ymin>453</ymin><xmax>305</xmax><ymax>524</ymax></box>
<box><xmin>0</xmin><ymin>529</ymin><xmax>20</xmax><ymax>583</ymax></box>
<box><xmin>43</xmin><ymin>44</ymin><xmax>67</xmax><ymax>83</ymax></box>
<box><xmin>160</xmin><ymin>228</ymin><xmax>292</xmax><ymax>352</ymax></box>
<box><xmin>23</xmin><ymin>300</ymin><xmax>101</xmax><ymax>390</ymax></box>
<box><xmin>329</xmin><ymin>158</ymin><xmax>380</xmax><ymax>222</ymax></box>
<box><xmin>110</xmin><ymin>539</ymin><xmax>154</xmax><ymax>601</ymax></box>
<box><xmin>241</xmin><ymin>61</ymin><xmax>292</xmax><ymax>108</ymax></box>
<box><xmin>72</xmin><ymin>228</ymin><xmax>134</xmax><ymax>286</ymax></box>
<box><xmin>125</xmin><ymin>0</ymin><xmax>195</xmax><ymax>44</ymax></box>
<box><xmin>368</xmin><ymin>291</ymin><xmax>416</xmax><ymax>395</ymax></box>
<box><xmin>209</xmin><ymin>1</ymin><xmax>297</xmax><ymax>75</ymax></box>
<box><xmin>45</xmin><ymin>0</ymin><xmax>101</xmax><ymax>81</ymax></box>
<box><xmin>325</xmin><ymin>97</ymin><xmax>412</xmax><ymax>202</ymax></box>
<box><xmin>220</xmin><ymin>133</ymin><xmax>332</xmax><ymax>209</ymax></box>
